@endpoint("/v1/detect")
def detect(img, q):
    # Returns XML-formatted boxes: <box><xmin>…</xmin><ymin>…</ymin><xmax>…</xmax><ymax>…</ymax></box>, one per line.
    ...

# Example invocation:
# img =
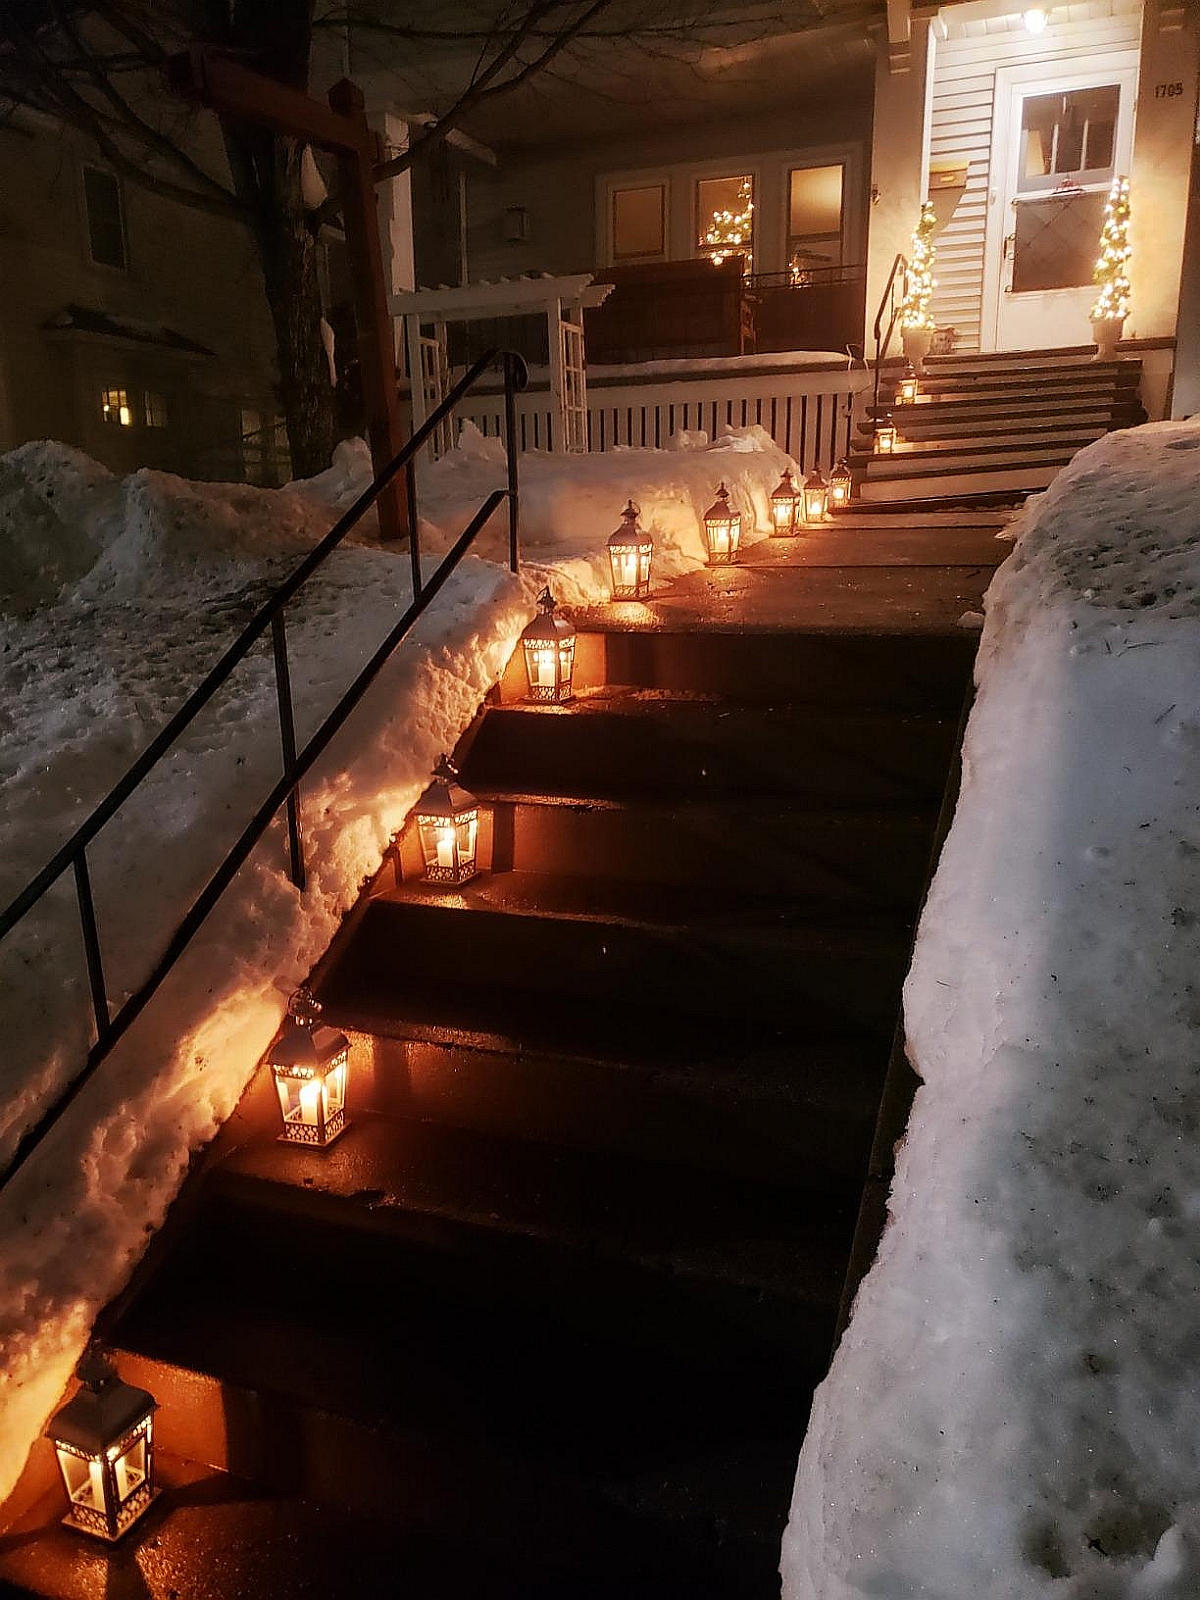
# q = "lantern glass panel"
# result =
<box><xmin>324</xmin><ymin>1054</ymin><xmax>347</xmax><ymax>1119</ymax></box>
<box><xmin>608</xmin><ymin>542</ymin><xmax>652</xmax><ymax>598</ymax></box>
<box><xmin>876</xmin><ymin>425</ymin><xmax>897</xmax><ymax>453</ymax></box>
<box><xmin>524</xmin><ymin>636</ymin><xmax>575</xmax><ymax>700</ymax></box>
<box><xmin>803</xmin><ymin>485</ymin><xmax>828</xmax><ymax>523</ymax></box>
<box><xmin>112</xmin><ymin>1431</ymin><xmax>148</xmax><ymax>1503</ymax></box>
<box><xmin>705</xmin><ymin>513</ymin><xmax>741</xmax><ymax>563</ymax></box>
<box><xmin>57</xmin><ymin>1448</ymin><xmax>103</xmax><ymax>1511</ymax></box>
<box><xmin>417</xmin><ymin>808</ymin><xmax>479</xmax><ymax>883</ymax></box>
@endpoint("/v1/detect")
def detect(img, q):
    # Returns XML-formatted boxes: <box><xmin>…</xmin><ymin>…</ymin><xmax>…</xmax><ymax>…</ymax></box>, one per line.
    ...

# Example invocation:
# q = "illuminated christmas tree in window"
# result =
<box><xmin>1090</xmin><ymin>175</ymin><xmax>1131</xmax><ymax>322</ymax></box>
<box><xmin>701</xmin><ymin>177</ymin><xmax>754</xmax><ymax>273</ymax></box>
<box><xmin>899</xmin><ymin>201</ymin><xmax>937</xmax><ymax>330</ymax></box>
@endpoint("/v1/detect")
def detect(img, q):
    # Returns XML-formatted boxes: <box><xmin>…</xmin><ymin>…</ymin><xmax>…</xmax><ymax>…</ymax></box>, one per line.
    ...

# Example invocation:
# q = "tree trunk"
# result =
<box><xmin>254</xmin><ymin>143</ymin><xmax>337</xmax><ymax>480</ymax></box>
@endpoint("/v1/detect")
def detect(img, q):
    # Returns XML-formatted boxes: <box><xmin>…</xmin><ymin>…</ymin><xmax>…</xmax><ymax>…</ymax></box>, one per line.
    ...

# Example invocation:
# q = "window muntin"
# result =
<box><xmin>144</xmin><ymin>392</ymin><xmax>169</xmax><ymax>428</ymax></box>
<box><xmin>83</xmin><ymin>167</ymin><xmax>126</xmax><ymax>269</ymax></box>
<box><xmin>612</xmin><ymin>185</ymin><xmax>666</xmax><ymax>261</ymax></box>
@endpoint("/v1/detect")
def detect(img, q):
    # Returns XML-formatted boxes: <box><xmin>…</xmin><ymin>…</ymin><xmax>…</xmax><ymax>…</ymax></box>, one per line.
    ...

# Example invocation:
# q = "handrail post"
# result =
<box><xmin>406</xmin><ymin>458</ymin><xmax>421</xmax><ymax>600</ymax></box>
<box><xmin>73</xmin><ymin>850</ymin><xmax>110</xmax><ymax>1046</ymax></box>
<box><xmin>271</xmin><ymin>610</ymin><xmax>306</xmax><ymax>891</ymax></box>
<box><xmin>503</xmin><ymin>353</ymin><xmax>520</xmax><ymax>574</ymax></box>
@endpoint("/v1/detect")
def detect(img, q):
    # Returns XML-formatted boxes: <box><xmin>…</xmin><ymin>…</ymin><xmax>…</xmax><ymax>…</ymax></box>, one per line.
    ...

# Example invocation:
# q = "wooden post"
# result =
<box><xmin>327</xmin><ymin>79</ymin><xmax>407</xmax><ymax>542</ymax></box>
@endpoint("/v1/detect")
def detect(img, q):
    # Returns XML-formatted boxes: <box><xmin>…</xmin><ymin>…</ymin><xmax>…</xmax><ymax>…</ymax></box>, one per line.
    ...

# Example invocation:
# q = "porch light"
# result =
<box><xmin>521</xmin><ymin>587</ymin><xmax>576</xmax><ymax>702</ymax></box>
<box><xmin>829</xmin><ymin>459</ymin><xmax>853</xmax><ymax>509</ymax></box>
<box><xmin>415</xmin><ymin>755</ymin><xmax>481</xmax><ymax>885</ymax></box>
<box><xmin>47</xmin><ymin>1346</ymin><xmax>158</xmax><ymax>1543</ymax></box>
<box><xmin>770</xmin><ymin>469</ymin><xmax>801</xmax><ymax>536</ymax></box>
<box><xmin>896</xmin><ymin>365</ymin><xmax>920</xmax><ymax>405</ymax></box>
<box><xmin>875</xmin><ymin>416</ymin><xmax>898</xmax><ymax>453</ymax></box>
<box><xmin>1023</xmin><ymin>7</ymin><xmax>1048</xmax><ymax>33</ymax></box>
<box><xmin>703</xmin><ymin>482</ymin><xmax>741</xmax><ymax>565</ymax></box>
<box><xmin>269</xmin><ymin>987</ymin><xmax>349</xmax><ymax>1149</ymax></box>
<box><xmin>607</xmin><ymin>500</ymin><xmax>654</xmax><ymax>599</ymax></box>
<box><xmin>802</xmin><ymin>467</ymin><xmax>830</xmax><ymax>524</ymax></box>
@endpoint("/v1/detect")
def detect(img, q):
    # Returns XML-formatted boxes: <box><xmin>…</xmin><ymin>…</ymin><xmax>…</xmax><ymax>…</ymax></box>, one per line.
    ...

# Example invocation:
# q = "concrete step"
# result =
<box><xmin>870</xmin><ymin>406</ymin><xmax>1115</xmax><ymax>442</ymax></box>
<box><xmin>894</xmin><ymin>367</ymin><xmax>1139</xmax><ymax>401</ymax></box>
<box><xmin>549</xmin><ymin>627</ymin><xmax>978</xmax><ymax>711</ymax></box>
<box><xmin>317</xmin><ymin>896</ymin><xmax>915</xmax><ymax>1039</ymax></box>
<box><xmin>460</xmin><ymin>696</ymin><xmax>961</xmax><ymax>807</ymax></box>
<box><xmin>920</xmin><ymin>347</ymin><xmax>1141</xmax><ymax>377</ymax></box>
<box><xmin>858</xmin><ymin>459</ymin><xmax>1062</xmax><ymax>502</ymax></box>
<box><xmin>106</xmin><ymin>1141</ymin><xmax>835</xmax><ymax>1592</ymax></box>
<box><xmin>343</xmin><ymin>1027</ymin><xmax>885</xmax><ymax>1190</ymax></box>
<box><xmin>872</xmin><ymin>423</ymin><xmax>1107</xmax><ymax>454</ymax></box>
<box><xmin>859</xmin><ymin>438</ymin><xmax>1094</xmax><ymax>476</ymax></box>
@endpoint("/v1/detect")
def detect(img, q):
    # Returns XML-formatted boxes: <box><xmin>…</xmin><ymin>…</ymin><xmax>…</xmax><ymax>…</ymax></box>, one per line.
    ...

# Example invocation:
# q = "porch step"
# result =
<box><xmin>863</xmin><ymin>412</ymin><xmax>1112</xmax><ymax>445</ymax></box>
<box><xmin>317</xmin><ymin>896</ymin><xmax>914</xmax><ymax>1039</ymax></box>
<box><xmin>920</xmin><ymin>345</ymin><xmax>1138</xmax><ymax>375</ymax></box>
<box><xmin>857</xmin><ymin>459</ymin><xmax>1063</xmax><ymax>502</ymax></box>
<box><xmin>858</xmin><ymin>437</ymin><xmax>1097</xmax><ymax>477</ymax></box>
<box><xmin>461</xmin><ymin>695</ymin><xmax>960</xmax><ymax>806</ymax></box>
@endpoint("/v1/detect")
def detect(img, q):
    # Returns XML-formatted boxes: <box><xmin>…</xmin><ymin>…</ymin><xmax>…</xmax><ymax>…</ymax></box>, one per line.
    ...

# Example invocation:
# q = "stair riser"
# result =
<box><xmin>919</xmin><ymin>352</ymin><xmax>1138</xmax><ymax>378</ymax></box>
<box><xmin>858</xmin><ymin>430</ymin><xmax>1105</xmax><ymax>461</ymax></box>
<box><xmin>462</xmin><ymin>705</ymin><xmax>959</xmax><ymax>808</ymax></box>
<box><xmin>345</xmin><ymin>900</ymin><xmax>912</xmax><ymax>1030</ymax></box>
<box><xmin>520</xmin><ymin>630</ymin><xmax>976</xmax><ymax>711</ymax></box>
<box><xmin>861</xmin><ymin>444</ymin><xmax>1084</xmax><ymax>476</ymax></box>
<box><xmin>858</xmin><ymin>463</ymin><xmax>1061</xmax><ymax>501</ymax></box>
<box><xmin>893</xmin><ymin>373</ymin><xmax>1140</xmax><ymax>400</ymax></box>
<box><xmin>502</xmin><ymin>800</ymin><xmax>938</xmax><ymax>910</ymax></box>
<box><xmin>870</xmin><ymin>412</ymin><xmax>1112</xmax><ymax>443</ymax></box>
<box><xmin>868</xmin><ymin>391</ymin><xmax>1137</xmax><ymax>420</ymax></box>
<box><xmin>356</xmin><ymin>1036</ymin><xmax>880</xmax><ymax>1190</ymax></box>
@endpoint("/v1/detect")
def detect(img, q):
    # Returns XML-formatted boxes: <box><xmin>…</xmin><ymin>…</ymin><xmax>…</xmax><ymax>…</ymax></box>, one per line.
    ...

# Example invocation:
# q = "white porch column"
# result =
<box><xmin>864</xmin><ymin>14</ymin><xmax>934</xmax><ymax>356</ymax></box>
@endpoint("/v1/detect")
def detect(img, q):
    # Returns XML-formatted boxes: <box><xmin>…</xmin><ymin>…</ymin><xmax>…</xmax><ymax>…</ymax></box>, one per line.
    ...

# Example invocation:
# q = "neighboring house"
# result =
<box><xmin>0</xmin><ymin>111</ymin><xmax>285</xmax><ymax>483</ymax></box>
<box><xmin>394</xmin><ymin>0</ymin><xmax>1197</xmax><ymax>417</ymax></box>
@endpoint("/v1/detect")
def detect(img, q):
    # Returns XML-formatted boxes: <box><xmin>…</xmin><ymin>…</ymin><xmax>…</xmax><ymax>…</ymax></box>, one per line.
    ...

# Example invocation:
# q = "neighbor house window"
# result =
<box><xmin>612</xmin><ymin>185</ymin><xmax>666</xmax><ymax>262</ymax></box>
<box><xmin>696</xmin><ymin>174</ymin><xmax>754</xmax><ymax>272</ymax></box>
<box><xmin>788</xmin><ymin>164</ymin><xmax>844</xmax><ymax>278</ymax></box>
<box><xmin>83</xmin><ymin>167</ymin><xmax>126</xmax><ymax>269</ymax></box>
<box><xmin>144</xmin><ymin>392</ymin><xmax>169</xmax><ymax>428</ymax></box>
<box><xmin>101</xmin><ymin>387</ymin><xmax>132</xmax><ymax>427</ymax></box>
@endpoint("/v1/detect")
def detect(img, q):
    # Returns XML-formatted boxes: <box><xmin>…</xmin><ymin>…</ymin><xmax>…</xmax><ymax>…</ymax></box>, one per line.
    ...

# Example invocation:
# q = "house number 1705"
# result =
<box><xmin>1155</xmin><ymin>81</ymin><xmax>1184</xmax><ymax>97</ymax></box>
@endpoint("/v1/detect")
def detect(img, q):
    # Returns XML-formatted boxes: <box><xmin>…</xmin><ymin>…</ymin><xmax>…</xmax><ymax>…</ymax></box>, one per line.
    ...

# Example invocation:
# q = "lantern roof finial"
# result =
<box><xmin>536</xmin><ymin>586</ymin><xmax>556</xmax><ymax>613</ymax></box>
<box><xmin>287</xmin><ymin>987</ymin><xmax>323</xmax><ymax>1029</ymax></box>
<box><xmin>75</xmin><ymin>1343</ymin><xmax>117</xmax><ymax>1394</ymax></box>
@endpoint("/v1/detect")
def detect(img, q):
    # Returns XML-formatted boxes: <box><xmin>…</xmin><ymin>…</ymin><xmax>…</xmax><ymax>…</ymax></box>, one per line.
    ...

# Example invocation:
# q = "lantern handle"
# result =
<box><xmin>432</xmin><ymin>753</ymin><xmax>460</xmax><ymax>782</ymax></box>
<box><xmin>287</xmin><ymin>986</ymin><xmax>323</xmax><ymax>1027</ymax></box>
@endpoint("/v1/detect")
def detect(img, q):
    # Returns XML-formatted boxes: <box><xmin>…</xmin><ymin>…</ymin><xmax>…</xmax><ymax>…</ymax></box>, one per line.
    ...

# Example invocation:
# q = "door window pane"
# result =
<box><xmin>697</xmin><ymin>175</ymin><xmax>754</xmax><ymax>272</ymax></box>
<box><xmin>788</xmin><ymin>164</ymin><xmax>844</xmax><ymax>275</ymax></box>
<box><xmin>612</xmin><ymin>185</ymin><xmax>665</xmax><ymax>261</ymax></box>
<box><xmin>1012</xmin><ymin>190</ymin><xmax>1106</xmax><ymax>291</ymax></box>
<box><xmin>1019</xmin><ymin>86</ymin><xmax>1119</xmax><ymax>190</ymax></box>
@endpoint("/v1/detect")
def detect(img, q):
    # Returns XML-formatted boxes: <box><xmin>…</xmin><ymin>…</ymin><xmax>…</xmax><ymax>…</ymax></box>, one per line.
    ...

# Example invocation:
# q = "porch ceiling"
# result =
<box><xmin>345</xmin><ymin>1</ymin><xmax>882</xmax><ymax>152</ymax></box>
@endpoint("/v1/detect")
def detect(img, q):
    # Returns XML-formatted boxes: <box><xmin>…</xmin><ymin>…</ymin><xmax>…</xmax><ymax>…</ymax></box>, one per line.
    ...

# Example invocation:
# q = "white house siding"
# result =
<box><xmin>927</xmin><ymin>0</ymin><xmax>1143</xmax><ymax>352</ymax></box>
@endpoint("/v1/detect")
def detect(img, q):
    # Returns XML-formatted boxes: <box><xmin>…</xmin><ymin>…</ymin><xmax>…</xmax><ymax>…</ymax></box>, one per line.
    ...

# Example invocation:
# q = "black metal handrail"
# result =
<box><xmin>871</xmin><ymin>252</ymin><xmax>911</xmax><ymax>426</ymax></box>
<box><xmin>0</xmin><ymin>347</ymin><xmax>529</xmax><ymax>1189</ymax></box>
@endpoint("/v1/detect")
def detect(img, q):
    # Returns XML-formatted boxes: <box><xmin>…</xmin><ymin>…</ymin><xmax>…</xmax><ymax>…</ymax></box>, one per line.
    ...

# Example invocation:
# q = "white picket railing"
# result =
<box><xmin>452</xmin><ymin>358</ymin><xmax>869</xmax><ymax>471</ymax></box>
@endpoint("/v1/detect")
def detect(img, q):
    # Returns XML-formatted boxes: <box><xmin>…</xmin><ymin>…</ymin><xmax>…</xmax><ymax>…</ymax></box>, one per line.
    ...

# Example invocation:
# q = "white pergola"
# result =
<box><xmin>389</xmin><ymin>274</ymin><xmax>613</xmax><ymax>454</ymax></box>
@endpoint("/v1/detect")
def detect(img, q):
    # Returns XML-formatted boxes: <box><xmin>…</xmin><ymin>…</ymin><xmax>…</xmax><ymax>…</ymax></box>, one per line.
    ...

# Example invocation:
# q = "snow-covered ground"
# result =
<box><xmin>0</xmin><ymin>422</ymin><xmax>793</xmax><ymax>1504</ymax></box>
<box><xmin>784</xmin><ymin>422</ymin><xmax>1200</xmax><ymax>1599</ymax></box>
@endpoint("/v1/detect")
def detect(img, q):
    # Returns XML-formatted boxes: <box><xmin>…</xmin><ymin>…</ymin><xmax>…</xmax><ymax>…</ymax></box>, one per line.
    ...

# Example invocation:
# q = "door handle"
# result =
<box><xmin>1003</xmin><ymin>232</ymin><xmax>1016</xmax><ymax>261</ymax></box>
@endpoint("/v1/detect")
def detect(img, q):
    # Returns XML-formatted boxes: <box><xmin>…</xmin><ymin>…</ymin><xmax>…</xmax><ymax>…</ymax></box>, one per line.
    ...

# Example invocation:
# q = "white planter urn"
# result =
<box><xmin>1090</xmin><ymin>315</ymin><xmax>1125</xmax><ymax>362</ymax></box>
<box><xmin>901</xmin><ymin>325</ymin><xmax>935</xmax><ymax>372</ymax></box>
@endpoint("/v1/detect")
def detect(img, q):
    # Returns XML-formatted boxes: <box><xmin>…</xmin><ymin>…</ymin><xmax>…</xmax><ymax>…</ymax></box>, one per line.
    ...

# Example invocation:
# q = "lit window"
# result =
<box><xmin>83</xmin><ymin>167</ymin><xmax>126</xmax><ymax>270</ymax></box>
<box><xmin>101</xmin><ymin>387</ymin><xmax>132</xmax><ymax>427</ymax></box>
<box><xmin>788</xmin><ymin>165</ymin><xmax>844</xmax><ymax>278</ymax></box>
<box><xmin>697</xmin><ymin>174</ymin><xmax>754</xmax><ymax>273</ymax></box>
<box><xmin>144</xmin><ymin>392</ymin><xmax>168</xmax><ymax>428</ymax></box>
<box><xmin>612</xmin><ymin>185</ymin><xmax>666</xmax><ymax>261</ymax></box>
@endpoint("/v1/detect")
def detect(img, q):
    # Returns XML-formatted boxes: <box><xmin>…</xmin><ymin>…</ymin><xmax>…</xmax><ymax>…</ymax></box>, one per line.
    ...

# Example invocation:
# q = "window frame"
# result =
<box><xmin>81</xmin><ymin>164</ymin><xmax>128</xmax><ymax>272</ymax></box>
<box><xmin>785</xmin><ymin>161</ymin><xmax>847</xmax><ymax>275</ymax></box>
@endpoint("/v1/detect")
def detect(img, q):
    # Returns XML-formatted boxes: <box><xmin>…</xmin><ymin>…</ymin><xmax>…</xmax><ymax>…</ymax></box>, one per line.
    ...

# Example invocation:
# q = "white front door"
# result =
<box><xmin>983</xmin><ymin>59</ymin><xmax>1138</xmax><ymax>352</ymax></box>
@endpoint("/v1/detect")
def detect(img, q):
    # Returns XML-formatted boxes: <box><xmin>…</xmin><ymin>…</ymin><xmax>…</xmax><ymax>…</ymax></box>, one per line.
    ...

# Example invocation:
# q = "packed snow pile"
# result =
<box><xmin>0</xmin><ymin>422</ymin><xmax>793</xmax><ymax>1504</ymax></box>
<box><xmin>784</xmin><ymin>422</ymin><xmax>1200</xmax><ymax>1599</ymax></box>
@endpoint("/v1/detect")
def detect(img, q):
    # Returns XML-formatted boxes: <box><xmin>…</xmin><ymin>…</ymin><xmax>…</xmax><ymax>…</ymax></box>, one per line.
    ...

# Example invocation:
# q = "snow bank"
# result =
<box><xmin>0</xmin><ymin>423</ymin><xmax>792</xmax><ymax>1502</ymax></box>
<box><xmin>784</xmin><ymin>422</ymin><xmax>1200</xmax><ymax>1599</ymax></box>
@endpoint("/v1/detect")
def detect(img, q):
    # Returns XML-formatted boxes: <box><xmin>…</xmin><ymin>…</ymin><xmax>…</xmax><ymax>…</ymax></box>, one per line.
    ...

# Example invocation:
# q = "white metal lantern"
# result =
<box><xmin>521</xmin><ymin>587</ymin><xmax>576</xmax><ymax>702</ymax></box>
<box><xmin>828</xmin><ymin>458</ymin><xmax>853</xmax><ymax>510</ymax></box>
<box><xmin>802</xmin><ymin>466</ymin><xmax>829</xmax><ymax>524</ymax></box>
<box><xmin>896</xmin><ymin>364</ymin><xmax>920</xmax><ymax>405</ymax></box>
<box><xmin>875</xmin><ymin>416</ymin><xmax>898</xmax><ymax>453</ymax></box>
<box><xmin>47</xmin><ymin>1346</ymin><xmax>158</xmax><ymax>1543</ymax></box>
<box><xmin>607</xmin><ymin>500</ymin><xmax>654</xmax><ymax>600</ymax></box>
<box><xmin>703</xmin><ymin>482</ymin><xmax>741</xmax><ymax>565</ymax></box>
<box><xmin>269</xmin><ymin>987</ymin><xmax>350</xmax><ymax>1149</ymax></box>
<box><xmin>769</xmin><ymin>469</ymin><xmax>801</xmax><ymax>536</ymax></box>
<box><xmin>415</xmin><ymin>756</ymin><xmax>481</xmax><ymax>884</ymax></box>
